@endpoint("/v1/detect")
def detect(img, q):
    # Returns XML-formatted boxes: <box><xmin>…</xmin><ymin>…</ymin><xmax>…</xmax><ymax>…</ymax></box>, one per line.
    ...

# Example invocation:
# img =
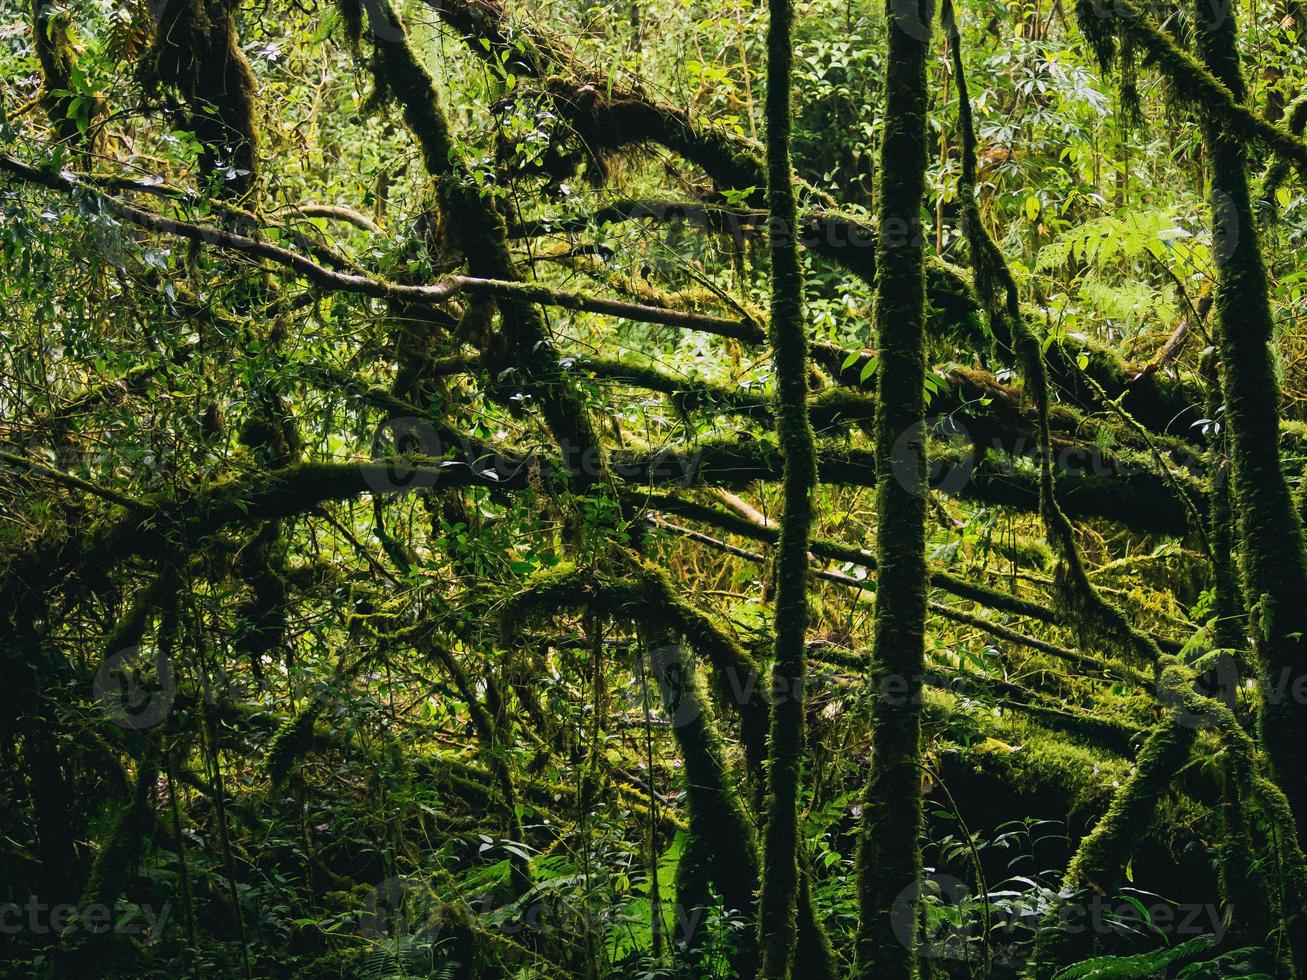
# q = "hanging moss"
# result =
<box><xmin>360</xmin><ymin>0</ymin><xmax>612</xmax><ymax>494</ymax></box>
<box><xmin>233</xmin><ymin>521</ymin><xmax>289</xmax><ymax>682</ymax></box>
<box><xmin>149</xmin><ymin>0</ymin><xmax>260</xmax><ymax>198</ymax></box>
<box><xmin>501</xmin><ymin>561</ymin><xmax>772</xmax><ymax>784</ymax></box>
<box><xmin>949</xmin><ymin>2</ymin><xmax>1166</xmax><ymax>670</ymax></box>
<box><xmin>426</xmin><ymin>635</ymin><xmax>531</xmax><ymax>893</ymax></box>
<box><xmin>1071</xmin><ymin>0</ymin><xmax>1307</xmax><ymax>180</ymax></box>
<box><xmin>1261</xmin><ymin>92</ymin><xmax>1307</xmax><ymax>213</ymax></box>
<box><xmin>498</xmin><ymin>560</ymin><xmax>766</xmax><ymax>971</ymax></box>
<box><xmin>1073</xmin><ymin>0</ymin><xmax>1116</xmax><ymax>73</ymax></box>
<box><xmin>265</xmin><ymin>698</ymin><xmax>324</xmax><ymax>788</ymax></box>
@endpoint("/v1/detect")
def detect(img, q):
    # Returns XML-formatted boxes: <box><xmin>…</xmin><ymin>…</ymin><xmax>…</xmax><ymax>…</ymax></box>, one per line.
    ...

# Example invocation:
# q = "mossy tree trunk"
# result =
<box><xmin>855</xmin><ymin>0</ymin><xmax>933</xmax><ymax>974</ymax></box>
<box><xmin>645</xmin><ymin>630</ymin><xmax>760</xmax><ymax>978</ymax></box>
<box><xmin>755</xmin><ymin>0</ymin><xmax>820</xmax><ymax>968</ymax></box>
<box><xmin>1189</xmin><ymin>0</ymin><xmax>1307</xmax><ymax>846</ymax></box>
<box><xmin>151</xmin><ymin>0</ymin><xmax>260</xmax><ymax>198</ymax></box>
<box><xmin>30</xmin><ymin>0</ymin><xmax>99</xmax><ymax>149</ymax></box>
<box><xmin>1027</xmin><ymin>711</ymin><xmax>1196</xmax><ymax>975</ymax></box>
<box><xmin>1201</xmin><ymin>351</ymin><xmax>1246</xmax><ymax>652</ymax></box>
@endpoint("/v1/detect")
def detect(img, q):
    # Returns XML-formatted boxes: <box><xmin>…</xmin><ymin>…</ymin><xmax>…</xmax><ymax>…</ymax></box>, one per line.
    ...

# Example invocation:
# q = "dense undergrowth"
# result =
<box><xmin>3</xmin><ymin>0</ymin><xmax>1307</xmax><ymax>976</ymax></box>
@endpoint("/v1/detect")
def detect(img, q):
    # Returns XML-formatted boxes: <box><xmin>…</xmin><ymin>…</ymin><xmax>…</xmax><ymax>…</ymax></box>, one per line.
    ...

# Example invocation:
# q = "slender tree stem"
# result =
<box><xmin>856</xmin><ymin>0</ymin><xmax>934</xmax><ymax>973</ymax></box>
<box><xmin>756</xmin><ymin>0</ymin><xmax>820</xmax><ymax>968</ymax></box>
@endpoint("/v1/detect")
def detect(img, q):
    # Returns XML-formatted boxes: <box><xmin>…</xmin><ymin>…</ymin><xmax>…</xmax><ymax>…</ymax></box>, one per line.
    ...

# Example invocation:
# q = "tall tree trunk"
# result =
<box><xmin>756</xmin><ymin>0</ymin><xmax>819</xmax><ymax>966</ymax></box>
<box><xmin>1189</xmin><ymin>0</ymin><xmax>1307</xmax><ymax>846</ymax></box>
<box><xmin>30</xmin><ymin>0</ymin><xmax>102</xmax><ymax>150</ymax></box>
<box><xmin>646</xmin><ymin>632</ymin><xmax>760</xmax><ymax>978</ymax></box>
<box><xmin>150</xmin><ymin>0</ymin><xmax>260</xmax><ymax>198</ymax></box>
<box><xmin>855</xmin><ymin>0</ymin><xmax>933</xmax><ymax>974</ymax></box>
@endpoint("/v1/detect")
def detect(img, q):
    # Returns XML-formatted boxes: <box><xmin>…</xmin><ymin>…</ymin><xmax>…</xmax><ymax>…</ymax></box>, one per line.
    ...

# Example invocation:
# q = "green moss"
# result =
<box><xmin>30</xmin><ymin>0</ymin><xmax>100</xmax><ymax>148</ymax></box>
<box><xmin>1261</xmin><ymin>92</ymin><xmax>1307</xmax><ymax>212</ymax></box>
<box><xmin>264</xmin><ymin>699</ymin><xmax>323</xmax><ymax>787</ymax></box>
<box><xmin>500</xmin><ymin>560</ymin><xmax>771</xmax><ymax>782</ymax></box>
<box><xmin>855</xmin><ymin>0</ymin><xmax>934</xmax><ymax>974</ymax></box>
<box><xmin>755</xmin><ymin>0</ymin><xmax>821</xmax><ymax>962</ymax></box>
<box><xmin>947</xmin><ymin>720</ymin><xmax>1127</xmax><ymax>818</ymax></box>
<box><xmin>1027</xmin><ymin>712</ymin><xmax>1196</xmax><ymax>975</ymax></box>
<box><xmin>498</xmin><ymin>558</ymin><xmax>770</xmax><ymax>973</ymax></box>
<box><xmin>949</xmin><ymin>6</ymin><xmax>1171</xmax><ymax>673</ymax></box>
<box><xmin>646</xmin><ymin>633</ymin><xmax>761</xmax><ymax>977</ymax></box>
<box><xmin>362</xmin><ymin>0</ymin><xmax>611</xmax><ymax>493</ymax></box>
<box><xmin>149</xmin><ymin>0</ymin><xmax>260</xmax><ymax>198</ymax></box>
<box><xmin>1186</xmin><ymin>0</ymin><xmax>1307</xmax><ymax>852</ymax></box>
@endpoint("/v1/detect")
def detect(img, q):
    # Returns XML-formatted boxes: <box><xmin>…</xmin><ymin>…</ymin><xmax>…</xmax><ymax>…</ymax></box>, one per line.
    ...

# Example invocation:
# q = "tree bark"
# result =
<box><xmin>855</xmin><ymin>0</ymin><xmax>933</xmax><ymax>974</ymax></box>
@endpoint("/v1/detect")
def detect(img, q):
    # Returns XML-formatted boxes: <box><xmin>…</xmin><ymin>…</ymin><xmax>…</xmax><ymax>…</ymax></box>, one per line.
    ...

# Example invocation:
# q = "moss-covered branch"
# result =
<box><xmin>1073</xmin><ymin>0</ymin><xmax>1307</xmax><ymax>184</ymax></box>
<box><xmin>0</xmin><ymin>155</ymin><xmax>759</xmax><ymax>340</ymax></box>
<box><xmin>500</xmin><ymin>560</ymin><xmax>773</xmax><ymax>783</ymax></box>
